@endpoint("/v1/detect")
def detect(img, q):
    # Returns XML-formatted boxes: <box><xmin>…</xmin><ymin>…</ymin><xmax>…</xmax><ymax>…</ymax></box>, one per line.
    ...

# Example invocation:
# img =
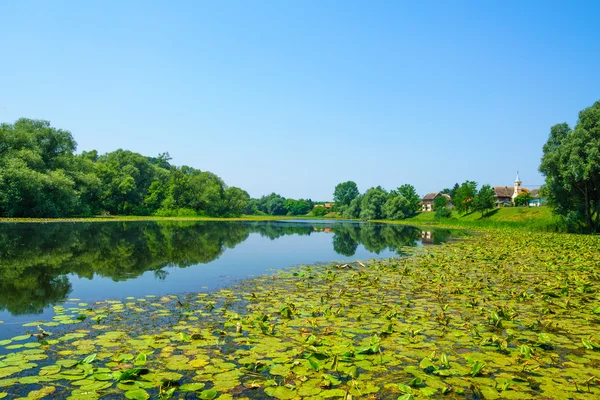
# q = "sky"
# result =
<box><xmin>1</xmin><ymin>1</ymin><xmax>599</xmax><ymax>200</ymax></box>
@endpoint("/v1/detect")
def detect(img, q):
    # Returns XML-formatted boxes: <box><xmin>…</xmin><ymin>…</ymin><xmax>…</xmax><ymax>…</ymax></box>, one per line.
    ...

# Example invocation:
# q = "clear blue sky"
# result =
<box><xmin>1</xmin><ymin>1</ymin><xmax>599</xmax><ymax>200</ymax></box>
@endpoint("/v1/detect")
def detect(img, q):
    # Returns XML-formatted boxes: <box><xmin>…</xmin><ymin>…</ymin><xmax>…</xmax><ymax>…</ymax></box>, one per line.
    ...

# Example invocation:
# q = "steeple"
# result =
<box><xmin>513</xmin><ymin>171</ymin><xmax>522</xmax><ymax>200</ymax></box>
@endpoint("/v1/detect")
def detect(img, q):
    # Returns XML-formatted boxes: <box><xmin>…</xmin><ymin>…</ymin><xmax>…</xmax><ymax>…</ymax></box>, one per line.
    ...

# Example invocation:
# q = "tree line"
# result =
<box><xmin>0</xmin><ymin>118</ymin><xmax>320</xmax><ymax>218</ymax></box>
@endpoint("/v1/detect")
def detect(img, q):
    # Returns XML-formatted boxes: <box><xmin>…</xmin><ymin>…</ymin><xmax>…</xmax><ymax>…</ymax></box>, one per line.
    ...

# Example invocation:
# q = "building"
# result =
<box><xmin>421</xmin><ymin>192</ymin><xmax>451</xmax><ymax>212</ymax></box>
<box><xmin>493</xmin><ymin>172</ymin><xmax>528</xmax><ymax>206</ymax></box>
<box><xmin>528</xmin><ymin>189</ymin><xmax>546</xmax><ymax>206</ymax></box>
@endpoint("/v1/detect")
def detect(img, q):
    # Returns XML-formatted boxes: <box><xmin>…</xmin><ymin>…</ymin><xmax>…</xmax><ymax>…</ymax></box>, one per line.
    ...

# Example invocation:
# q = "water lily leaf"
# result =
<box><xmin>198</xmin><ymin>388</ymin><xmax>218</xmax><ymax>399</ymax></box>
<box><xmin>179</xmin><ymin>383</ymin><xmax>206</xmax><ymax>392</ymax></box>
<box><xmin>264</xmin><ymin>386</ymin><xmax>297</xmax><ymax>399</ymax></box>
<box><xmin>124</xmin><ymin>388</ymin><xmax>149</xmax><ymax>400</ymax></box>
<box><xmin>398</xmin><ymin>383</ymin><xmax>413</xmax><ymax>393</ymax></box>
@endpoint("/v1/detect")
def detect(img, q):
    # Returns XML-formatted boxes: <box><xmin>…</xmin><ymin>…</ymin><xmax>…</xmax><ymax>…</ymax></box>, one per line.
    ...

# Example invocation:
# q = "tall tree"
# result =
<box><xmin>396</xmin><ymin>184</ymin><xmax>420</xmax><ymax>217</ymax></box>
<box><xmin>472</xmin><ymin>184</ymin><xmax>496</xmax><ymax>217</ymax></box>
<box><xmin>333</xmin><ymin>181</ymin><xmax>359</xmax><ymax>208</ymax></box>
<box><xmin>540</xmin><ymin>101</ymin><xmax>600</xmax><ymax>233</ymax></box>
<box><xmin>359</xmin><ymin>186</ymin><xmax>388</xmax><ymax>220</ymax></box>
<box><xmin>434</xmin><ymin>195</ymin><xmax>451</xmax><ymax>218</ymax></box>
<box><xmin>453</xmin><ymin>181</ymin><xmax>478</xmax><ymax>214</ymax></box>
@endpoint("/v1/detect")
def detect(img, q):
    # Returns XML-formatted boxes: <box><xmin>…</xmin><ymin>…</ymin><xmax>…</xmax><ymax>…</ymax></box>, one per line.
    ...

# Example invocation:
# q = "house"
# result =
<box><xmin>528</xmin><ymin>189</ymin><xmax>546</xmax><ymax>207</ymax></box>
<box><xmin>493</xmin><ymin>172</ymin><xmax>529</xmax><ymax>206</ymax></box>
<box><xmin>313</xmin><ymin>203</ymin><xmax>334</xmax><ymax>209</ymax></box>
<box><xmin>421</xmin><ymin>192</ymin><xmax>451</xmax><ymax>212</ymax></box>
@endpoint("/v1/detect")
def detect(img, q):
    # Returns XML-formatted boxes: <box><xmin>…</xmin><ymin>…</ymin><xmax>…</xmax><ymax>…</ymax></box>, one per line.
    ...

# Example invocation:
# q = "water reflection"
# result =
<box><xmin>0</xmin><ymin>221</ymin><xmax>457</xmax><ymax>316</ymax></box>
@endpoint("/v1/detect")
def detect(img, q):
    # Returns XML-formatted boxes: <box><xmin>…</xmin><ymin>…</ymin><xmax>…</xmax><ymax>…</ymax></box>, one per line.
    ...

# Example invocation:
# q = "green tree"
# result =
<box><xmin>0</xmin><ymin>119</ymin><xmax>95</xmax><ymax>217</ymax></box>
<box><xmin>359</xmin><ymin>186</ymin><xmax>388</xmax><ymax>220</ymax></box>
<box><xmin>472</xmin><ymin>184</ymin><xmax>496</xmax><ymax>217</ymax></box>
<box><xmin>343</xmin><ymin>196</ymin><xmax>362</xmax><ymax>219</ymax></box>
<box><xmin>312</xmin><ymin>205</ymin><xmax>328</xmax><ymax>217</ymax></box>
<box><xmin>514</xmin><ymin>191</ymin><xmax>532</xmax><ymax>207</ymax></box>
<box><xmin>434</xmin><ymin>195</ymin><xmax>451</xmax><ymax>218</ymax></box>
<box><xmin>453</xmin><ymin>181</ymin><xmax>478</xmax><ymax>214</ymax></box>
<box><xmin>540</xmin><ymin>101</ymin><xmax>600</xmax><ymax>233</ymax></box>
<box><xmin>396</xmin><ymin>184</ymin><xmax>420</xmax><ymax>217</ymax></box>
<box><xmin>224</xmin><ymin>187</ymin><xmax>250</xmax><ymax>217</ymax></box>
<box><xmin>382</xmin><ymin>194</ymin><xmax>410</xmax><ymax>220</ymax></box>
<box><xmin>333</xmin><ymin>181</ymin><xmax>359</xmax><ymax>208</ymax></box>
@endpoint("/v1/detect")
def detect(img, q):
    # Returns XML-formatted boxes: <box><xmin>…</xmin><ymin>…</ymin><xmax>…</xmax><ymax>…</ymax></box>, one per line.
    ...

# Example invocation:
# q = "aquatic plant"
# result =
<box><xmin>0</xmin><ymin>229</ymin><xmax>599</xmax><ymax>398</ymax></box>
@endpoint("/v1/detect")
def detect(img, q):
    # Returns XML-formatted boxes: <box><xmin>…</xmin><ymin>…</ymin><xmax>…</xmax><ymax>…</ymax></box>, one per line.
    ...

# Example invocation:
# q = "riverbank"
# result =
<box><xmin>374</xmin><ymin>206</ymin><xmax>565</xmax><ymax>232</ymax></box>
<box><xmin>1</xmin><ymin>228</ymin><xmax>599</xmax><ymax>399</ymax></box>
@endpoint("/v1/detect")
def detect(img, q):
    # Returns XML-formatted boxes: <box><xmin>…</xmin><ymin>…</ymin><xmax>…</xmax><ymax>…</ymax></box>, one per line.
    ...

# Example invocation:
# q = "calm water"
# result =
<box><xmin>0</xmin><ymin>220</ymin><xmax>457</xmax><ymax>337</ymax></box>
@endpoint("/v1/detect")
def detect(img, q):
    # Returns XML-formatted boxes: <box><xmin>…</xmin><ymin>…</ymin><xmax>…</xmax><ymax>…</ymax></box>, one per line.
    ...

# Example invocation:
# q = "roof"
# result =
<box><xmin>493</xmin><ymin>186</ymin><xmax>513</xmax><ymax>198</ymax></box>
<box><xmin>441</xmin><ymin>194</ymin><xmax>452</xmax><ymax>200</ymax></box>
<box><xmin>422</xmin><ymin>192</ymin><xmax>440</xmax><ymax>200</ymax></box>
<box><xmin>530</xmin><ymin>188</ymin><xmax>540</xmax><ymax>198</ymax></box>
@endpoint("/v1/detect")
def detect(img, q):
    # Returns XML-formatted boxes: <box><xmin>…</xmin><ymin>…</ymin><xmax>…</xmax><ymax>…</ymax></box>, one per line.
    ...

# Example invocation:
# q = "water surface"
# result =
<box><xmin>0</xmin><ymin>220</ymin><xmax>458</xmax><ymax>337</ymax></box>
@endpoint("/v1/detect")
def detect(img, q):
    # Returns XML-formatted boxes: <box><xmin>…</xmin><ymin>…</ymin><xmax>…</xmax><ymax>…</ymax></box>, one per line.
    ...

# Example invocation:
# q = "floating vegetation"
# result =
<box><xmin>1</xmin><ymin>229</ymin><xmax>600</xmax><ymax>399</ymax></box>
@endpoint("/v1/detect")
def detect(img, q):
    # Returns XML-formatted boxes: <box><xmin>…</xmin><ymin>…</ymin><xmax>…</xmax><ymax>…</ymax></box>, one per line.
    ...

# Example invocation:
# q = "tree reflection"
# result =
<box><xmin>0</xmin><ymin>221</ymin><xmax>454</xmax><ymax>315</ymax></box>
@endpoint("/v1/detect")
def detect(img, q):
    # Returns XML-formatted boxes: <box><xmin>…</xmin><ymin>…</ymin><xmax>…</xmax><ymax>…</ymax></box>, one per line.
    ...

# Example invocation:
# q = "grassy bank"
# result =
<box><xmin>377</xmin><ymin>206</ymin><xmax>563</xmax><ymax>231</ymax></box>
<box><xmin>1</xmin><ymin>229</ymin><xmax>599</xmax><ymax>399</ymax></box>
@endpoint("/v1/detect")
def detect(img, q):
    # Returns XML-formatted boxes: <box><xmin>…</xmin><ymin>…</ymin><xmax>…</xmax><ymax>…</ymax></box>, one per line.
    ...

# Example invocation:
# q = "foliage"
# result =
<box><xmin>382</xmin><ymin>193</ymin><xmax>411</xmax><ymax>220</ymax></box>
<box><xmin>453</xmin><ymin>181</ymin><xmax>478</xmax><ymax>214</ymax></box>
<box><xmin>539</xmin><ymin>100</ymin><xmax>600</xmax><ymax>233</ymax></box>
<box><xmin>472</xmin><ymin>184</ymin><xmax>496</xmax><ymax>217</ymax></box>
<box><xmin>396</xmin><ymin>184</ymin><xmax>421</xmax><ymax>217</ymax></box>
<box><xmin>0</xmin><ymin>119</ymin><xmax>253</xmax><ymax>218</ymax></box>
<box><xmin>311</xmin><ymin>205</ymin><xmax>328</xmax><ymax>217</ymax></box>
<box><xmin>434</xmin><ymin>195</ymin><xmax>451</xmax><ymax>218</ymax></box>
<box><xmin>284</xmin><ymin>198</ymin><xmax>313</xmax><ymax>216</ymax></box>
<box><xmin>441</xmin><ymin>183</ymin><xmax>460</xmax><ymax>200</ymax></box>
<box><xmin>514</xmin><ymin>191</ymin><xmax>532</xmax><ymax>207</ymax></box>
<box><xmin>333</xmin><ymin>181</ymin><xmax>359</xmax><ymax>208</ymax></box>
<box><xmin>359</xmin><ymin>186</ymin><xmax>388</xmax><ymax>220</ymax></box>
<box><xmin>0</xmin><ymin>119</ymin><xmax>98</xmax><ymax>217</ymax></box>
<box><xmin>1</xmin><ymin>229</ymin><xmax>599</xmax><ymax>399</ymax></box>
<box><xmin>342</xmin><ymin>196</ymin><xmax>362</xmax><ymax>219</ymax></box>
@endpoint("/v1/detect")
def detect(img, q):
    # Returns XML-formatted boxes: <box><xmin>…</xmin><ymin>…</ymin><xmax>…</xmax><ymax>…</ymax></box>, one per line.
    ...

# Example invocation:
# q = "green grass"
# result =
<box><xmin>377</xmin><ymin>206</ymin><xmax>564</xmax><ymax>231</ymax></box>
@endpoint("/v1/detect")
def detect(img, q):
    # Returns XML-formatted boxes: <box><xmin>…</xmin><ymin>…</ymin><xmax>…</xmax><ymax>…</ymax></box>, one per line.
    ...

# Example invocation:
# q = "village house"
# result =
<box><xmin>313</xmin><ymin>203</ymin><xmax>334</xmax><ymax>209</ymax></box>
<box><xmin>421</xmin><ymin>192</ymin><xmax>451</xmax><ymax>212</ymax></box>
<box><xmin>493</xmin><ymin>172</ymin><xmax>530</xmax><ymax>206</ymax></box>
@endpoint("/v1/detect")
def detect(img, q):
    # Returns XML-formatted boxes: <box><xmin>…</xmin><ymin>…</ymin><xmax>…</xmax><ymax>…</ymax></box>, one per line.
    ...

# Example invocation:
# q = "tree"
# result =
<box><xmin>514</xmin><ymin>192</ymin><xmax>532</xmax><ymax>207</ymax></box>
<box><xmin>540</xmin><ymin>101</ymin><xmax>600</xmax><ymax>233</ymax></box>
<box><xmin>0</xmin><ymin>119</ymin><xmax>93</xmax><ymax>217</ymax></box>
<box><xmin>333</xmin><ymin>181</ymin><xmax>359</xmax><ymax>209</ymax></box>
<box><xmin>453</xmin><ymin>181</ymin><xmax>478</xmax><ymax>214</ymax></box>
<box><xmin>472</xmin><ymin>184</ymin><xmax>496</xmax><ymax>217</ymax></box>
<box><xmin>382</xmin><ymin>194</ymin><xmax>410</xmax><ymax>220</ymax></box>
<box><xmin>396</xmin><ymin>184</ymin><xmax>421</xmax><ymax>217</ymax></box>
<box><xmin>312</xmin><ymin>205</ymin><xmax>328</xmax><ymax>217</ymax></box>
<box><xmin>441</xmin><ymin>183</ymin><xmax>460</xmax><ymax>200</ymax></box>
<box><xmin>343</xmin><ymin>196</ymin><xmax>362</xmax><ymax>219</ymax></box>
<box><xmin>285</xmin><ymin>198</ymin><xmax>312</xmax><ymax>216</ymax></box>
<box><xmin>434</xmin><ymin>195</ymin><xmax>451</xmax><ymax>218</ymax></box>
<box><xmin>224</xmin><ymin>187</ymin><xmax>249</xmax><ymax>217</ymax></box>
<box><xmin>359</xmin><ymin>186</ymin><xmax>388</xmax><ymax>220</ymax></box>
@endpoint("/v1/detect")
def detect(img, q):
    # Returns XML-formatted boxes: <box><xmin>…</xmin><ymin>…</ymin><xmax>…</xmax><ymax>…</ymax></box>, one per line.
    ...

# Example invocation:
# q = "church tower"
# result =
<box><xmin>513</xmin><ymin>172</ymin><xmax>522</xmax><ymax>201</ymax></box>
